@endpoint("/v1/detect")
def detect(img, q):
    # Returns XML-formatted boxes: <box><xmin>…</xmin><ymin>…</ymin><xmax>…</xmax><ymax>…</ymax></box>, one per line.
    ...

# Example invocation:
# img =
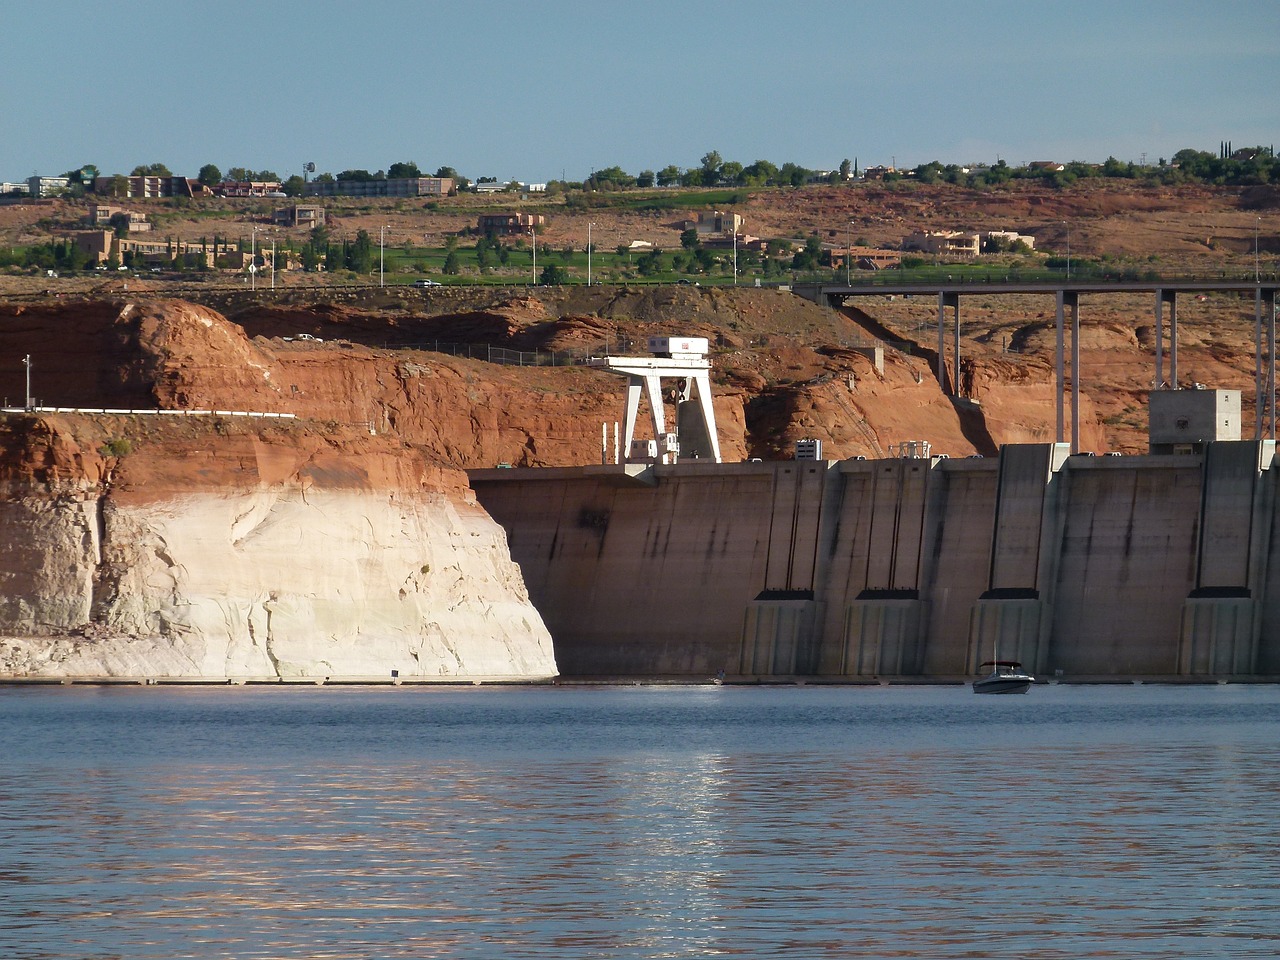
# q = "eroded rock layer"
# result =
<box><xmin>0</xmin><ymin>413</ymin><xmax>556</xmax><ymax>680</ymax></box>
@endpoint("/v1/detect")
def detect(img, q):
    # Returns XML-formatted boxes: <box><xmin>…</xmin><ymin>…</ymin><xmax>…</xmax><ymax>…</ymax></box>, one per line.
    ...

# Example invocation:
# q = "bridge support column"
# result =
<box><xmin>1055</xmin><ymin>291</ymin><xmax>1080</xmax><ymax>450</ymax></box>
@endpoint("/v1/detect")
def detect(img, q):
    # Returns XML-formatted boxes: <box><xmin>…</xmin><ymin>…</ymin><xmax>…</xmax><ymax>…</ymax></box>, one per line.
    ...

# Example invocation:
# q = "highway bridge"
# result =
<box><xmin>793</xmin><ymin>279</ymin><xmax>1280</xmax><ymax>451</ymax></box>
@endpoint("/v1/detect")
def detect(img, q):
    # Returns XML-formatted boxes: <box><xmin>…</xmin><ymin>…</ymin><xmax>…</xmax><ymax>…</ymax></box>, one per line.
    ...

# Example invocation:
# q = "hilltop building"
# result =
<box><xmin>86</xmin><ymin>204</ymin><xmax>150</xmax><ymax>232</ymax></box>
<box><xmin>273</xmin><ymin>204</ymin><xmax>326</xmax><ymax>229</ymax></box>
<box><xmin>477</xmin><ymin>212</ymin><xmax>545</xmax><ymax>236</ymax></box>
<box><xmin>303</xmin><ymin>177</ymin><xmax>453</xmax><ymax>198</ymax></box>
<box><xmin>92</xmin><ymin>176</ymin><xmax>209</xmax><ymax>199</ymax></box>
<box><xmin>902</xmin><ymin>230</ymin><xmax>981</xmax><ymax>258</ymax></box>
<box><xmin>26</xmin><ymin>176</ymin><xmax>70</xmax><ymax>197</ymax></box>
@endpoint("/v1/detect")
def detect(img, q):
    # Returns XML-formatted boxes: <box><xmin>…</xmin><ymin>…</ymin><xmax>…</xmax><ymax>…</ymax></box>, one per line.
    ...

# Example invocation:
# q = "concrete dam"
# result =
<box><xmin>471</xmin><ymin>441</ymin><xmax>1280</xmax><ymax>681</ymax></box>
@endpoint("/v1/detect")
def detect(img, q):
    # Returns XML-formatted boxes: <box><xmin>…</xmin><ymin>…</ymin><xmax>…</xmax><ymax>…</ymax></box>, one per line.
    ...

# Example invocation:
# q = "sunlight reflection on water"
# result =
<box><xmin>2</xmin><ymin>683</ymin><xmax>1278</xmax><ymax>959</ymax></box>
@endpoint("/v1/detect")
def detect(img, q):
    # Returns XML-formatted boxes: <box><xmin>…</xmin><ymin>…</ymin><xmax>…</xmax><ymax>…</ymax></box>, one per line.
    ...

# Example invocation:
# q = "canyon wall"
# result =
<box><xmin>0</xmin><ymin>414</ymin><xmax>556</xmax><ymax>680</ymax></box>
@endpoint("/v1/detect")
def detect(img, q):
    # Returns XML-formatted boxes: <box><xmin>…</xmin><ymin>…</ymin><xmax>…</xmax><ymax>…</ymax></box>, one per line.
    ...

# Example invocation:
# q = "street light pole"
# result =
<box><xmin>270</xmin><ymin>237</ymin><xmax>276</xmax><ymax>291</ymax></box>
<box><xmin>1061</xmin><ymin>220</ymin><xmax>1070</xmax><ymax>280</ymax></box>
<box><xmin>847</xmin><ymin>220</ymin><xmax>853</xmax><ymax>285</ymax></box>
<box><xmin>379</xmin><ymin>225</ymin><xmax>387</xmax><ymax>287</ymax></box>
<box><xmin>733</xmin><ymin>225</ymin><xmax>738</xmax><ymax>285</ymax></box>
<box><xmin>531</xmin><ymin>227</ymin><xmax>537</xmax><ymax>284</ymax></box>
<box><xmin>1257</xmin><ymin>217</ymin><xmax>1261</xmax><ymax>283</ymax></box>
<box><xmin>22</xmin><ymin>354</ymin><xmax>30</xmax><ymax>411</ymax></box>
<box><xmin>587</xmin><ymin>221</ymin><xmax>594</xmax><ymax>286</ymax></box>
<box><xmin>251</xmin><ymin>226</ymin><xmax>258</xmax><ymax>291</ymax></box>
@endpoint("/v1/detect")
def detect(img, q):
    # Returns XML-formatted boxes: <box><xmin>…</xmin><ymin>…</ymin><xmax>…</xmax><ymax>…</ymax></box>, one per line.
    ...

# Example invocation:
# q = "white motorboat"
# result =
<box><xmin>972</xmin><ymin>660</ymin><xmax>1034</xmax><ymax>694</ymax></box>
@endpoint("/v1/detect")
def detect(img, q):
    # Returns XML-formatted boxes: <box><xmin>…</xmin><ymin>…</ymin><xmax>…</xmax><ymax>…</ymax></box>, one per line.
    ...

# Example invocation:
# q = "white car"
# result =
<box><xmin>413</xmin><ymin>278</ymin><xmax>441</xmax><ymax>288</ymax></box>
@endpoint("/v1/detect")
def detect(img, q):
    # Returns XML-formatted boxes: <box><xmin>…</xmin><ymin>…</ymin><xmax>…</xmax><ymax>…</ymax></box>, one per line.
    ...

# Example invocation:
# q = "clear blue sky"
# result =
<box><xmin>3</xmin><ymin>0</ymin><xmax>1276</xmax><ymax>183</ymax></box>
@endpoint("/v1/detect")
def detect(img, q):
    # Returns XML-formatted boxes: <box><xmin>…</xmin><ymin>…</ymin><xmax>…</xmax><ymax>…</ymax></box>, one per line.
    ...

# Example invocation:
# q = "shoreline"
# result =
<box><xmin>2</xmin><ymin>674</ymin><xmax>1278</xmax><ymax>687</ymax></box>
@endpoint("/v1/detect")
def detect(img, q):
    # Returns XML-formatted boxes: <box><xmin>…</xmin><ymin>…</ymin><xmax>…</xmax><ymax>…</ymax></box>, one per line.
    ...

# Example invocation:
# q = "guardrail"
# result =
<box><xmin>2</xmin><ymin>407</ymin><xmax>296</xmax><ymax>417</ymax></box>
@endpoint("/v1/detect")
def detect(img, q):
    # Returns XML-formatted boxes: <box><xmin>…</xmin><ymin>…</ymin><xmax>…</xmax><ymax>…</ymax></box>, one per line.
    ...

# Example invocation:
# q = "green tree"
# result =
<box><xmin>637</xmin><ymin>248</ymin><xmax>662</xmax><ymax>276</ymax></box>
<box><xmin>742</xmin><ymin>159</ymin><xmax>779</xmax><ymax>185</ymax></box>
<box><xmin>719</xmin><ymin>161</ymin><xmax>744</xmax><ymax>184</ymax></box>
<box><xmin>387</xmin><ymin>161</ymin><xmax>422</xmax><ymax>179</ymax></box>
<box><xmin>349</xmin><ymin>230</ymin><xmax>375</xmax><ymax>272</ymax></box>
<box><xmin>539</xmin><ymin>264</ymin><xmax>568</xmax><ymax>285</ymax></box>
<box><xmin>131</xmin><ymin>162</ymin><xmax>172</xmax><ymax>177</ymax></box>
<box><xmin>839</xmin><ymin>158</ymin><xmax>852</xmax><ymax>179</ymax></box>
<box><xmin>442</xmin><ymin>250</ymin><xmax>460</xmax><ymax>275</ymax></box>
<box><xmin>300</xmin><ymin>243</ymin><xmax>322</xmax><ymax>272</ymax></box>
<box><xmin>680</xmin><ymin>228</ymin><xmax>700</xmax><ymax>251</ymax></box>
<box><xmin>656</xmin><ymin>165</ymin><xmax>682</xmax><ymax>187</ymax></box>
<box><xmin>197</xmin><ymin>164</ymin><xmax>222</xmax><ymax>187</ymax></box>
<box><xmin>586</xmin><ymin>165</ymin><xmax>634</xmax><ymax>190</ymax></box>
<box><xmin>700</xmin><ymin>150</ymin><xmax>722</xmax><ymax>181</ymax></box>
<box><xmin>636</xmin><ymin>169</ymin><xmax>656</xmax><ymax>188</ymax></box>
<box><xmin>108</xmin><ymin>212</ymin><xmax>131</xmax><ymax>238</ymax></box>
<box><xmin>281</xmin><ymin>175</ymin><xmax>305</xmax><ymax>197</ymax></box>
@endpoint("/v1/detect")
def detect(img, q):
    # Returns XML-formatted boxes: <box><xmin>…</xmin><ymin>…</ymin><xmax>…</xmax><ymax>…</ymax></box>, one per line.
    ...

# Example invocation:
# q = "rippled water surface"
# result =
<box><xmin>2</xmin><ymin>683</ymin><xmax>1278</xmax><ymax>959</ymax></box>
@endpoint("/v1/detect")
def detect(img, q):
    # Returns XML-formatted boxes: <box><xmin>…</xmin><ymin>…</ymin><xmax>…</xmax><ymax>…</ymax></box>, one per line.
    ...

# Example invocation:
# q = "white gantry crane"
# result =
<box><xmin>586</xmin><ymin>336</ymin><xmax>721</xmax><ymax>464</ymax></box>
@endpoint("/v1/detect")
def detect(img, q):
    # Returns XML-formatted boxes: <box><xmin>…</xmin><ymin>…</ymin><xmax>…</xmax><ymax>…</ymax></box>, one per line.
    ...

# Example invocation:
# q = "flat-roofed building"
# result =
<box><xmin>303</xmin><ymin>177</ymin><xmax>453</xmax><ymax>197</ymax></box>
<box><xmin>86</xmin><ymin>204</ymin><xmax>151</xmax><ymax>232</ymax></box>
<box><xmin>902</xmin><ymin>230</ymin><xmax>980</xmax><ymax>258</ymax></box>
<box><xmin>27</xmin><ymin>176</ymin><xmax>70</xmax><ymax>197</ymax></box>
<box><xmin>93</xmin><ymin>176</ymin><xmax>209</xmax><ymax>198</ymax></box>
<box><xmin>477</xmin><ymin>212</ymin><xmax>545</xmax><ymax>236</ymax></box>
<box><xmin>273</xmin><ymin>204</ymin><xmax>326</xmax><ymax>228</ymax></box>
<box><xmin>984</xmin><ymin>229</ymin><xmax>1036</xmax><ymax>251</ymax></box>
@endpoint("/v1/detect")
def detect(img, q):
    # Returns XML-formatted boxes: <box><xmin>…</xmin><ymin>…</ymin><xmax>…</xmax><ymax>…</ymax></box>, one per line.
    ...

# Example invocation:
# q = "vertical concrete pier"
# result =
<box><xmin>968</xmin><ymin>443</ymin><xmax>1070</xmax><ymax>675</ymax></box>
<box><xmin>471</xmin><ymin>442</ymin><xmax>1280</xmax><ymax>680</ymax></box>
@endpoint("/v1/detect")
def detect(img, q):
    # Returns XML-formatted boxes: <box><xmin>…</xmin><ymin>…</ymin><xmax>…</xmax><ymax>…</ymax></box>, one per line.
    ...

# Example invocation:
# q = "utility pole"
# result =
<box><xmin>587</xmin><ymin>221</ymin><xmax>594</xmax><ymax>286</ymax></box>
<box><xmin>847</xmin><ymin>220</ymin><xmax>853</xmax><ymax>285</ymax></box>
<box><xmin>733</xmin><ymin>225</ymin><xmax>738</xmax><ymax>285</ymax></box>
<box><xmin>379</xmin><ymin>225</ymin><xmax>387</xmax><ymax>287</ymax></box>
<box><xmin>22</xmin><ymin>354</ymin><xmax>31</xmax><ymax>411</ymax></box>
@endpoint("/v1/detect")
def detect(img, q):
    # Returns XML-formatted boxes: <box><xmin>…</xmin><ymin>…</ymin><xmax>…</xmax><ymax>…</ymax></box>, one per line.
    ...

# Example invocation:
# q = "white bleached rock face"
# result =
<box><xmin>0</xmin><ymin>485</ymin><xmax>556</xmax><ymax>680</ymax></box>
<box><xmin>0</xmin><ymin>448</ymin><xmax>556</xmax><ymax>682</ymax></box>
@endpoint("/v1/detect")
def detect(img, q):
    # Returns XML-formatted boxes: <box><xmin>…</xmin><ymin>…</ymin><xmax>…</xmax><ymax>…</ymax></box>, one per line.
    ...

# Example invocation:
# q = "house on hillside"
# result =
<box><xmin>477</xmin><ymin>212</ymin><xmax>545</xmax><ymax>236</ymax></box>
<box><xmin>983</xmin><ymin>229</ymin><xmax>1036</xmax><ymax>251</ymax></box>
<box><xmin>675</xmin><ymin>210</ymin><xmax>745</xmax><ymax>237</ymax></box>
<box><xmin>86</xmin><ymin>204</ymin><xmax>151</xmax><ymax>232</ymax></box>
<box><xmin>273</xmin><ymin>204</ymin><xmax>326</xmax><ymax>229</ymax></box>
<box><xmin>902</xmin><ymin>230</ymin><xmax>980</xmax><ymax>258</ymax></box>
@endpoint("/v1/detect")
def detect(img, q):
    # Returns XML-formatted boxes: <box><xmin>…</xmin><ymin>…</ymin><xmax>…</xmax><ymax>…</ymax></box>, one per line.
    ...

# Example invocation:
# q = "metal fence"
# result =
<box><xmin>390</xmin><ymin>339</ymin><xmax>640</xmax><ymax>367</ymax></box>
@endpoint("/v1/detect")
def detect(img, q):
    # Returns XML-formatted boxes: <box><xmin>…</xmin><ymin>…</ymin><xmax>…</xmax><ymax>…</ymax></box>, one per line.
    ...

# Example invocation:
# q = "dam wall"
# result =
<box><xmin>470</xmin><ymin>441</ymin><xmax>1280</xmax><ymax>679</ymax></box>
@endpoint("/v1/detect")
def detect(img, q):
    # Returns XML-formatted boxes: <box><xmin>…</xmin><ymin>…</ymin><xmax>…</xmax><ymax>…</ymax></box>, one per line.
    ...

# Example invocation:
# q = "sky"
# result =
<box><xmin>3</xmin><ymin>0</ymin><xmax>1277</xmax><ymax>184</ymax></box>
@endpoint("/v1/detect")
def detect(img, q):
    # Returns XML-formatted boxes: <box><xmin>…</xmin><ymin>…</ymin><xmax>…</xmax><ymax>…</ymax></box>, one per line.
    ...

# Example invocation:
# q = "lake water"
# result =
<box><xmin>1</xmin><ymin>682</ymin><xmax>1278</xmax><ymax>959</ymax></box>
